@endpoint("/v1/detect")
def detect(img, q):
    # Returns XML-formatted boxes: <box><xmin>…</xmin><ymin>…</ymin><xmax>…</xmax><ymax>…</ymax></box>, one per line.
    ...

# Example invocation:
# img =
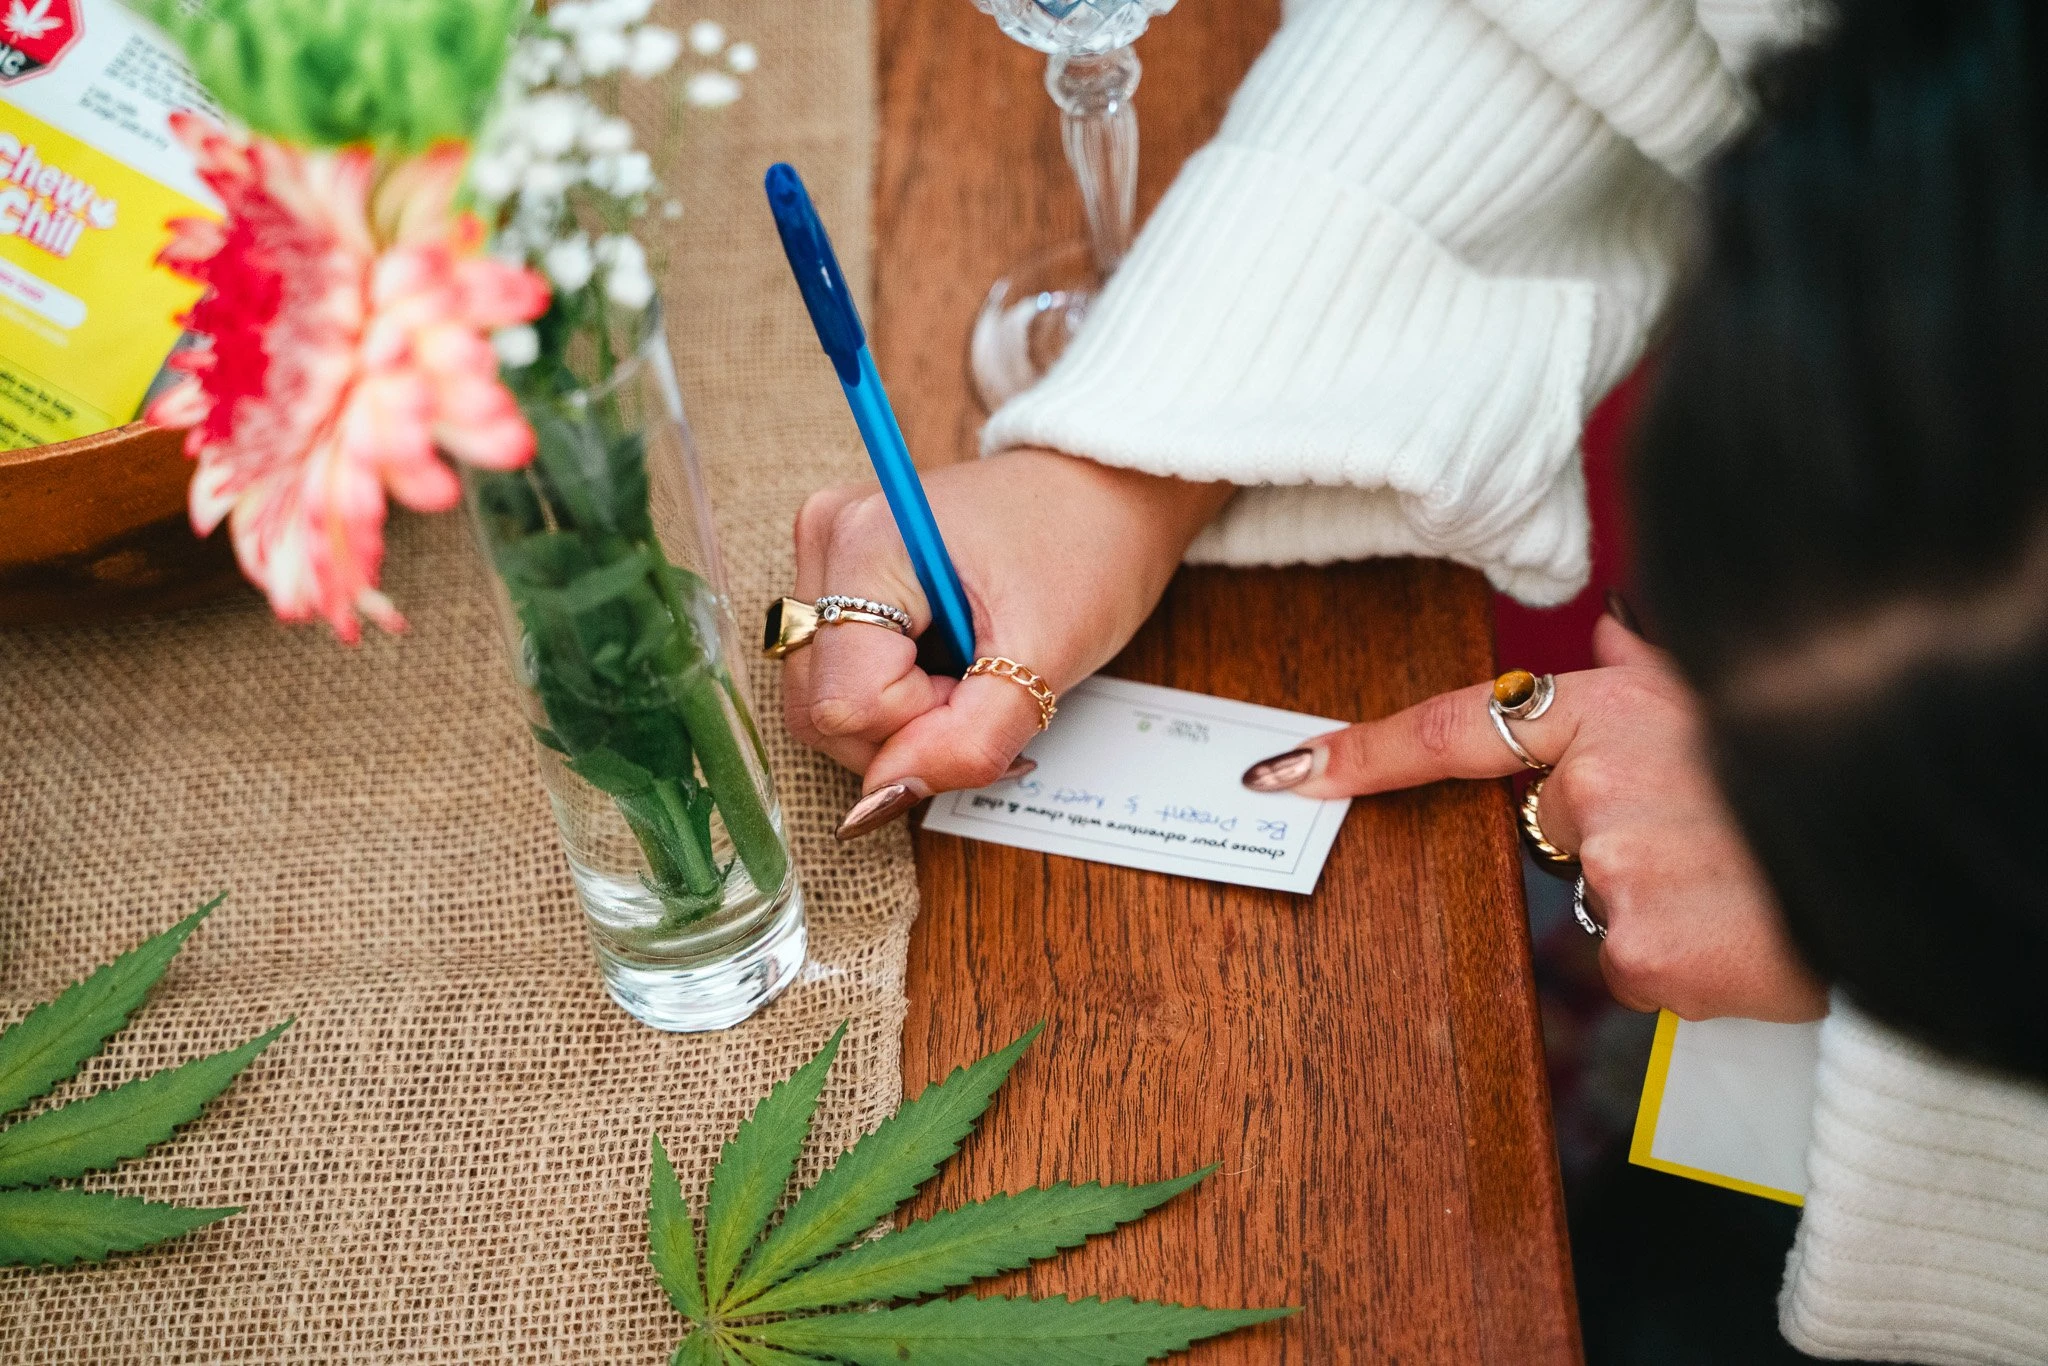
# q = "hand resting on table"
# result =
<box><xmin>1244</xmin><ymin>614</ymin><xmax>1827</xmax><ymax>1023</ymax></box>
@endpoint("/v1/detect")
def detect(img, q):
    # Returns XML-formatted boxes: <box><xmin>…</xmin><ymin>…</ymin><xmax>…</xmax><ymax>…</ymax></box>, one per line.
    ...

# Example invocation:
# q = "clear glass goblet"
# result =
<box><xmin>968</xmin><ymin>0</ymin><xmax>1177</xmax><ymax>410</ymax></box>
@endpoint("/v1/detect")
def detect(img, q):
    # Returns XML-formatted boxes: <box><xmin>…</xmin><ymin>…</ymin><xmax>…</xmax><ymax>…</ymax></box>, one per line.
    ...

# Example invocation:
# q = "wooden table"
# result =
<box><xmin>876</xmin><ymin>4</ymin><xmax>1582</xmax><ymax>1362</ymax></box>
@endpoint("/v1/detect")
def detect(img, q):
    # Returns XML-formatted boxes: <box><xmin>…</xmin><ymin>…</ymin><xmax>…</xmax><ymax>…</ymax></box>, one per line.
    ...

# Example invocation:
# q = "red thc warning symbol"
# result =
<box><xmin>0</xmin><ymin>0</ymin><xmax>80</xmax><ymax>84</ymax></box>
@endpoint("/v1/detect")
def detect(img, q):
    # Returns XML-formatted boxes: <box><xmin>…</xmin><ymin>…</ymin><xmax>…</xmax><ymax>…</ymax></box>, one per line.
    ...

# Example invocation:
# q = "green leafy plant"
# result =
<box><xmin>469</xmin><ymin>339</ymin><xmax>788</xmax><ymax>928</ymax></box>
<box><xmin>133</xmin><ymin>0</ymin><xmax>525</xmax><ymax>149</ymax></box>
<box><xmin>0</xmin><ymin>897</ymin><xmax>290</xmax><ymax>1266</ymax></box>
<box><xmin>646</xmin><ymin>1023</ymin><xmax>1293</xmax><ymax>1363</ymax></box>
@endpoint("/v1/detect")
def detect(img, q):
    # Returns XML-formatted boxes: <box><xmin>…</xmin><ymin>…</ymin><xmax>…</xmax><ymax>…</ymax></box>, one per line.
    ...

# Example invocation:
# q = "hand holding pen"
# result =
<box><xmin>762</xmin><ymin>164</ymin><xmax>1232</xmax><ymax>838</ymax></box>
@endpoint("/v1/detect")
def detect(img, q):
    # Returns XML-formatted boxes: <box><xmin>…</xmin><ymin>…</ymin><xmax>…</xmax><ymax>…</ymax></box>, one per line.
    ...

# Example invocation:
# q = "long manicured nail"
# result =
<box><xmin>1243</xmin><ymin>748</ymin><xmax>1318</xmax><ymax>792</ymax></box>
<box><xmin>835</xmin><ymin>779</ymin><xmax>930</xmax><ymax>841</ymax></box>
<box><xmin>1604</xmin><ymin>588</ymin><xmax>1643</xmax><ymax>637</ymax></box>
<box><xmin>1001</xmin><ymin>757</ymin><xmax>1037</xmax><ymax>781</ymax></box>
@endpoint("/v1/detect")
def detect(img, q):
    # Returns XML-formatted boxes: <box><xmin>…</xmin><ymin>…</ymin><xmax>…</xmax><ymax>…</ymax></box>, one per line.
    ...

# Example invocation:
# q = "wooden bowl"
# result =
<box><xmin>0</xmin><ymin>422</ymin><xmax>241</xmax><ymax>628</ymax></box>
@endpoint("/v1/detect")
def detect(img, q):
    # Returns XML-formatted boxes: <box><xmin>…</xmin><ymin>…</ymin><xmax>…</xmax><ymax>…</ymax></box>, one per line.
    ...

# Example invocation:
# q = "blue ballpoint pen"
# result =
<box><xmin>765</xmin><ymin>162</ymin><xmax>977</xmax><ymax>679</ymax></box>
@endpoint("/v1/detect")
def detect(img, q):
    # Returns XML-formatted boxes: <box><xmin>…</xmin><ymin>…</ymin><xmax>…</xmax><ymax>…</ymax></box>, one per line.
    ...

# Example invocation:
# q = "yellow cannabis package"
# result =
<box><xmin>0</xmin><ymin>0</ymin><xmax>218</xmax><ymax>449</ymax></box>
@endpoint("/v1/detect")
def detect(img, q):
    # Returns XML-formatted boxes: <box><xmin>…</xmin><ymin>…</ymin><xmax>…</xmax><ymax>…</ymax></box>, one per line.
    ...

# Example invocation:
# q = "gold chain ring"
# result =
<box><xmin>964</xmin><ymin>656</ymin><xmax>1058</xmax><ymax>731</ymax></box>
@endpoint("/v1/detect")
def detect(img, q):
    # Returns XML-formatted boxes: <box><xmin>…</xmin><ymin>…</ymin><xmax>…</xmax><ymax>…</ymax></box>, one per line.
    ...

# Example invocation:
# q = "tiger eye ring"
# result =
<box><xmin>1486</xmin><ymin>669</ymin><xmax>1557</xmax><ymax>771</ymax></box>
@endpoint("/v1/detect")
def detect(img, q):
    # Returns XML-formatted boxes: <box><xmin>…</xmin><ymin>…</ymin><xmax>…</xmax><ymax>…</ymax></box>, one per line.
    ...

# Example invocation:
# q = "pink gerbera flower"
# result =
<box><xmin>149</xmin><ymin>112</ymin><xmax>551</xmax><ymax>642</ymax></box>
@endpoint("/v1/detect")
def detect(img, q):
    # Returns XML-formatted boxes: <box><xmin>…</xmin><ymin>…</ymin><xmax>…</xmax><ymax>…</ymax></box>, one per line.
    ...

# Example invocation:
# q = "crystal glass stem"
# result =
<box><xmin>1047</xmin><ymin>46</ymin><xmax>1141</xmax><ymax>276</ymax></box>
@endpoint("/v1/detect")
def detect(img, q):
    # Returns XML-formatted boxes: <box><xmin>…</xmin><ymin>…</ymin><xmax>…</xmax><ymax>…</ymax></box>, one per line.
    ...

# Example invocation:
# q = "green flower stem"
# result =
<box><xmin>653</xmin><ymin>776</ymin><xmax>724</xmax><ymax>896</ymax></box>
<box><xmin>647</xmin><ymin>557</ymin><xmax>789</xmax><ymax>898</ymax></box>
<box><xmin>475</xmin><ymin>294</ymin><xmax>791</xmax><ymax>924</ymax></box>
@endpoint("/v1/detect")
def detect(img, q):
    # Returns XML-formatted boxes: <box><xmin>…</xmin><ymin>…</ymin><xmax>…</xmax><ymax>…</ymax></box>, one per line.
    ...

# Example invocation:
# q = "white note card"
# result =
<box><xmin>919</xmin><ymin>676</ymin><xmax>1352</xmax><ymax>894</ymax></box>
<box><xmin>1632</xmin><ymin>1011</ymin><xmax>1823</xmax><ymax>1205</ymax></box>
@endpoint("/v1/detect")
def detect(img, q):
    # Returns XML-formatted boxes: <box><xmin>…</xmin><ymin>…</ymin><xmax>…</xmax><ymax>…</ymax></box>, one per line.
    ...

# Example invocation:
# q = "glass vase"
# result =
<box><xmin>465</xmin><ymin>303</ymin><xmax>805</xmax><ymax>1033</ymax></box>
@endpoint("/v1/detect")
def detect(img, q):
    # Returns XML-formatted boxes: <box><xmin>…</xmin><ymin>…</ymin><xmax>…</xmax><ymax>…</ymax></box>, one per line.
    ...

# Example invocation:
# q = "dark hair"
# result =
<box><xmin>1635</xmin><ymin>0</ymin><xmax>2048</xmax><ymax>1082</ymax></box>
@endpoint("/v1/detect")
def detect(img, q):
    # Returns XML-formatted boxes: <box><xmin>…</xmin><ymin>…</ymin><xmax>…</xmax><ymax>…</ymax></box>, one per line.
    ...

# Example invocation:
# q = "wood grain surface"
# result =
<box><xmin>876</xmin><ymin>3</ymin><xmax>1583</xmax><ymax>1361</ymax></box>
<box><xmin>0</xmin><ymin>422</ymin><xmax>240</xmax><ymax>627</ymax></box>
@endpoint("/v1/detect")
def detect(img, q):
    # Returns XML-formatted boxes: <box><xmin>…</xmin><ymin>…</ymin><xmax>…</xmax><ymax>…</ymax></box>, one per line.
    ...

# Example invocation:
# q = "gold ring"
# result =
<box><xmin>1519</xmin><ymin>778</ymin><xmax>1579</xmax><ymax>872</ymax></box>
<box><xmin>965</xmin><ymin>656</ymin><xmax>1058</xmax><ymax>731</ymax></box>
<box><xmin>763</xmin><ymin>597</ymin><xmax>819</xmax><ymax>659</ymax></box>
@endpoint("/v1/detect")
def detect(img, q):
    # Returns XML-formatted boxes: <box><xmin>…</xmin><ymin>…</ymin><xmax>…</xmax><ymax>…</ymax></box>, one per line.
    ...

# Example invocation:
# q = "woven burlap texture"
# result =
<box><xmin>0</xmin><ymin>2</ymin><xmax>905</xmax><ymax>1358</ymax></box>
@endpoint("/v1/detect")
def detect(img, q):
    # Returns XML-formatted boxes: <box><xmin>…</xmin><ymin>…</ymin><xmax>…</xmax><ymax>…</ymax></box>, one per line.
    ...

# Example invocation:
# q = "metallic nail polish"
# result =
<box><xmin>835</xmin><ymin>780</ymin><xmax>929</xmax><ymax>841</ymax></box>
<box><xmin>1242</xmin><ymin>748</ymin><xmax>1316</xmax><ymax>792</ymax></box>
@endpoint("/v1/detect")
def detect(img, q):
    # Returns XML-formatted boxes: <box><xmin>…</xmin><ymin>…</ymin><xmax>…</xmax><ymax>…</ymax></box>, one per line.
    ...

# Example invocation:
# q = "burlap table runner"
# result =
<box><xmin>0</xmin><ymin>2</ymin><xmax>907</xmax><ymax>1358</ymax></box>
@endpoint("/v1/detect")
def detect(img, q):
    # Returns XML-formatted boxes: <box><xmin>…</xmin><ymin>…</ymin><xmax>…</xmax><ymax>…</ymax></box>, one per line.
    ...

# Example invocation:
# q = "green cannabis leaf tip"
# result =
<box><xmin>0</xmin><ymin>894</ymin><xmax>220</xmax><ymax>1118</ymax></box>
<box><xmin>648</xmin><ymin>1022</ymin><xmax>1295</xmax><ymax>1364</ymax></box>
<box><xmin>744</xmin><ymin>1296</ymin><xmax>1298</xmax><ymax>1363</ymax></box>
<box><xmin>0</xmin><ymin>1189</ymin><xmax>241</xmax><ymax>1267</ymax></box>
<box><xmin>721</xmin><ymin>1022</ymin><xmax>1042</xmax><ymax>1310</ymax></box>
<box><xmin>0</xmin><ymin>899</ymin><xmax>291</xmax><ymax>1266</ymax></box>
<box><xmin>701</xmin><ymin>1022</ymin><xmax>847</xmax><ymax>1306</ymax></box>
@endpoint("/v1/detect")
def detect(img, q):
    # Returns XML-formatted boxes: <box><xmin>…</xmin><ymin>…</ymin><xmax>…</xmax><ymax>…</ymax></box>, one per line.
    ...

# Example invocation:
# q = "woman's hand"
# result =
<box><xmin>1244</xmin><ymin>613</ymin><xmax>1827</xmax><ymax>1022</ymax></box>
<box><xmin>788</xmin><ymin>446</ymin><xmax>1233</xmax><ymax>837</ymax></box>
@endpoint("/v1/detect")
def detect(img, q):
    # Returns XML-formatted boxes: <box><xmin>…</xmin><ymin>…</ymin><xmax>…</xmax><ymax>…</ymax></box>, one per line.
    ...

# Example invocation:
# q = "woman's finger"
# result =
<box><xmin>783</xmin><ymin>483</ymin><xmax>869</xmax><ymax>753</ymax></box>
<box><xmin>806</xmin><ymin>616</ymin><xmax>943</xmax><ymax>744</ymax></box>
<box><xmin>1591</xmin><ymin>611</ymin><xmax>1672</xmax><ymax>671</ymax></box>
<box><xmin>1244</xmin><ymin>678</ymin><xmax>1590</xmax><ymax>800</ymax></box>
<box><xmin>835</xmin><ymin>674</ymin><xmax>1042</xmax><ymax>838</ymax></box>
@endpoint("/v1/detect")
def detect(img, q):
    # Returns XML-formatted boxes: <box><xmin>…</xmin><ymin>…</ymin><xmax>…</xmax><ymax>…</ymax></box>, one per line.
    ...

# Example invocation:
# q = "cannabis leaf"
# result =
<box><xmin>646</xmin><ymin>1025</ymin><xmax>1293</xmax><ymax>1364</ymax></box>
<box><xmin>0</xmin><ymin>897</ymin><xmax>290</xmax><ymax>1266</ymax></box>
<box><xmin>2</xmin><ymin>0</ymin><xmax>61</xmax><ymax>44</ymax></box>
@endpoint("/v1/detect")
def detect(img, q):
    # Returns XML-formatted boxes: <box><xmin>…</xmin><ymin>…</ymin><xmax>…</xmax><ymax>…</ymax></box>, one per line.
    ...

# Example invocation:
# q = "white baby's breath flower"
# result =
<box><xmin>626</xmin><ymin>25</ymin><xmax>683</xmax><ymax>77</ymax></box>
<box><xmin>595</xmin><ymin>233</ymin><xmax>649</xmax><ymax>275</ymax></box>
<box><xmin>491</xmin><ymin>136</ymin><xmax>534</xmax><ymax>173</ymax></box>
<box><xmin>581</xmin><ymin>116</ymin><xmax>635</xmax><ymax>156</ymax></box>
<box><xmin>490</xmin><ymin>225</ymin><xmax>532</xmax><ymax>265</ymax></box>
<box><xmin>683</xmin><ymin>70</ymin><xmax>743</xmax><ymax>108</ymax></box>
<box><xmin>605</xmin><ymin>266</ymin><xmax>656</xmax><ymax>311</ymax></box>
<box><xmin>596</xmin><ymin>0</ymin><xmax>654</xmax><ymax>23</ymax></box>
<box><xmin>589</xmin><ymin>150</ymin><xmax>655</xmax><ymax>198</ymax></box>
<box><xmin>493</xmin><ymin>325</ymin><xmax>542</xmax><ymax>369</ymax></box>
<box><xmin>511</xmin><ymin>36</ymin><xmax>566</xmax><ymax>86</ymax></box>
<box><xmin>576</xmin><ymin>24</ymin><xmax>632</xmax><ymax>76</ymax></box>
<box><xmin>545</xmin><ymin>233</ymin><xmax>596</xmax><ymax>292</ymax></box>
<box><xmin>513</xmin><ymin>201</ymin><xmax>567</xmax><ymax>250</ymax></box>
<box><xmin>524</xmin><ymin>92</ymin><xmax>590</xmax><ymax>158</ymax></box>
<box><xmin>661</xmin><ymin>199</ymin><xmax>685</xmax><ymax>219</ymax></box>
<box><xmin>725</xmin><ymin>41</ymin><xmax>758</xmax><ymax>74</ymax></box>
<box><xmin>519</xmin><ymin>159</ymin><xmax>577</xmax><ymax>201</ymax></box>
<box><xmin>687</xmin><ymin>19</ymin><xmax>726</xmax><ymax>55</ymax></box>
<box><xmin>614</xmin><ymin>151</ymin><xmax>655</xmax><ymax>196</ymax></box>
<box><xmin>469</xmin><ymin>154</ymin><xmax>522</xmax><ymax>202</ymax></box>
<box><xmin>547</xmin><ymin>0</ymin><xmax>595</xmax><ymax>31</ymax></box>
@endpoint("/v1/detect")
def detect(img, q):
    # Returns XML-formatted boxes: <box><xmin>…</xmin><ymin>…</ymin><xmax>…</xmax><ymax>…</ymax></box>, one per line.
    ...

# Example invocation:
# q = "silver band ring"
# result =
<box><xmin>1573</xmin><ymin>875</ymin><xmax>1608</xmax><ymax>940</ymax></box>
<box><xmin>816</xmin><ymin>595</ymin><xmax>913</xmax><ymax>632</ymax></box>
<box><xmin>1487</xmin><ymin>670</ymin><xmax>1556</xmax><ymax>773</ymax></box>
<box><xmin>764</xmin><ymin>594</ymin><xmax>914</xmax><ymax>659</ymax></box>
<box><xmin>822</xmin><ymin>607</ymin><xmax>911</xmax><ymax>637</ymax></box>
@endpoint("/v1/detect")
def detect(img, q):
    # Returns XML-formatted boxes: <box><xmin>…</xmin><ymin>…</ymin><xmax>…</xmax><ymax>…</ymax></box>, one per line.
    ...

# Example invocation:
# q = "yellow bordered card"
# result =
<box><xmin>1630</xmin><ymin>1010</ymin><xmax>1822</xmax><ymax>1206</ymax></box>
<box><xmin>0</xmin><ymin>0</ymin><xmax>219</xmax><ymax>448</ymax></box>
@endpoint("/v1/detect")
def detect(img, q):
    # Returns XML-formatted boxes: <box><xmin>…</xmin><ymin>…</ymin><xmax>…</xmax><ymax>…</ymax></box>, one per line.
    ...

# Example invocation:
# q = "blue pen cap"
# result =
<box><xmin>765</xmin><ymin>163</ymin><xmax>865</xmax><ymax>385</ymax></box>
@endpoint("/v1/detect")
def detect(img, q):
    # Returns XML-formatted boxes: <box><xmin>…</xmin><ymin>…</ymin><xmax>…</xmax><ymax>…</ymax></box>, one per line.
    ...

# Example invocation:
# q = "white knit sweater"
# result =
<box><xmin>986</xmin><ymin>0</ymin><xmax>1821</xmax><ymax>603</ymax></box>
<box><xmin>985</xmin><ymin>1</ymin><xmax>2048</xmax><ymax>1358</ymax></box>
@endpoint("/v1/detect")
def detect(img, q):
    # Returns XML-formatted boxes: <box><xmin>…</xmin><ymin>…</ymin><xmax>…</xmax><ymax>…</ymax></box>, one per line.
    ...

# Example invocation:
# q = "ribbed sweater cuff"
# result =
<box><xmin>981</xmin><ymin>143</ymin><xmax>1596</xmax><ymax>606</ymax></box>
<box><xmin>1780</xmin><ymin>1002</ymin><xmax>2048</xmax><ymax>1364</ymax></box>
